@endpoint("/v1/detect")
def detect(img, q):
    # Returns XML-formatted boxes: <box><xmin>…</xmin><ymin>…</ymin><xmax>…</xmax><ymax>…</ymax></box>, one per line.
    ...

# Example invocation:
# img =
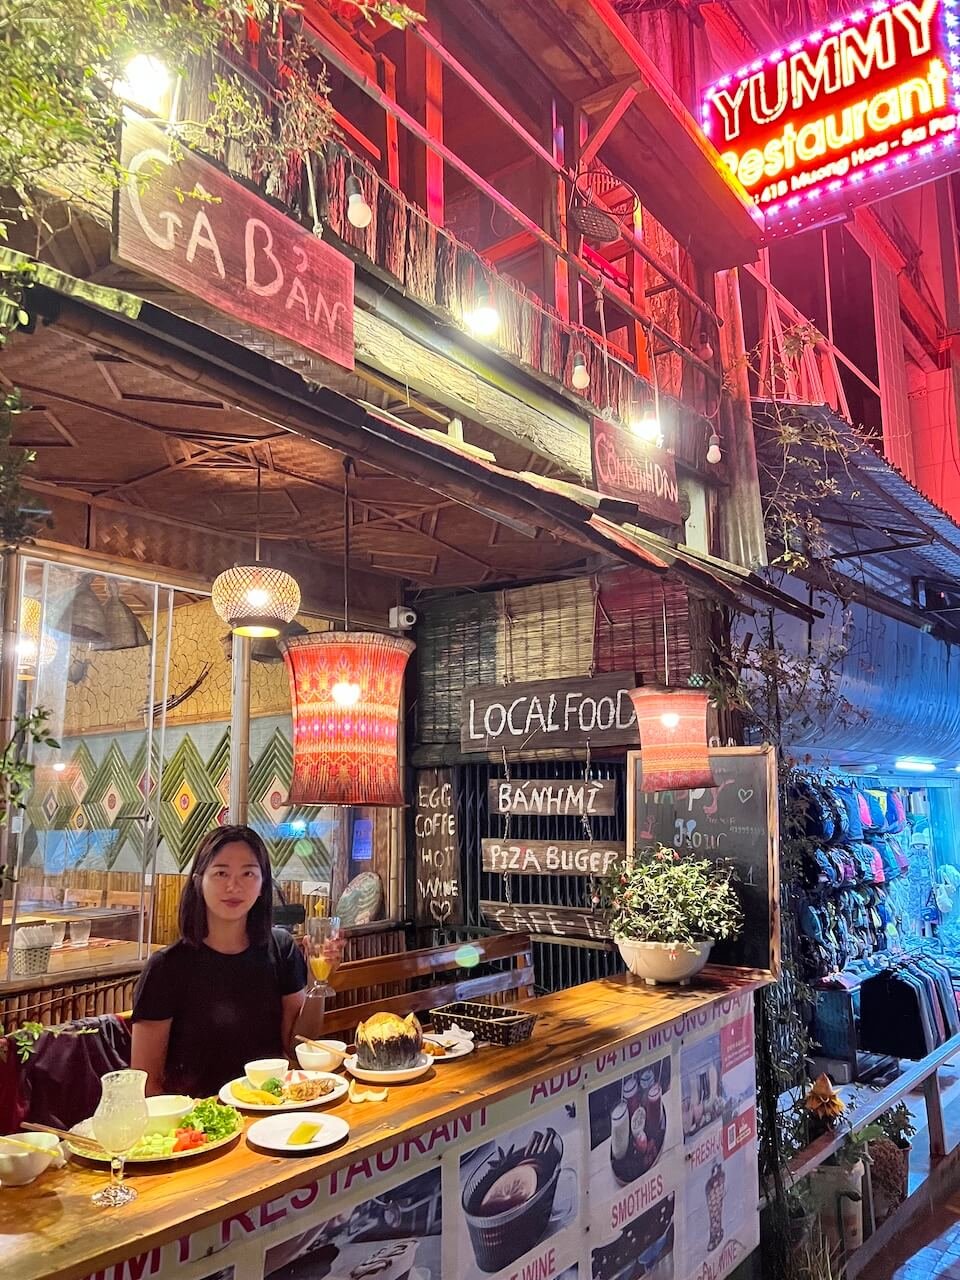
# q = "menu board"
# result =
<box><xmin>73</xmin><ymin>993</ymin><xmax>758</xmax><ymax>1280</ymax></box>
<box><xmin>413</xmin><ymin>767</ymin><xmax>465</xmax><ymax>927</ymax></box>
<box><xmin>627</xmin><ymin>746</ymin><xmax>779</xmax><ymax>976</ymax></box>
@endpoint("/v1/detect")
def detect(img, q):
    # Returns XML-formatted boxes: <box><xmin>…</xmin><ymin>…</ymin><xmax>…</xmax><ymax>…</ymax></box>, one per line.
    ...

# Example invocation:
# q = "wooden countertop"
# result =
<box><xmin>0</xmin><ymin>969</ymin><xmax>765</xmax><ymax>1280</ymax></box>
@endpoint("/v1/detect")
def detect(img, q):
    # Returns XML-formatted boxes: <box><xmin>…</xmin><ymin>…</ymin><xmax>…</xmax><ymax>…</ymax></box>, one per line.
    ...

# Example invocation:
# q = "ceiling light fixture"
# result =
<box><xmin>706</xmin><ymin>432</ymin><xmax>722</xmax><ymax>465</ymax></box>
<box><xmin>212</xmin><ymin>464</ymin><xmax>301</xmax><ymax>638</ymax></box>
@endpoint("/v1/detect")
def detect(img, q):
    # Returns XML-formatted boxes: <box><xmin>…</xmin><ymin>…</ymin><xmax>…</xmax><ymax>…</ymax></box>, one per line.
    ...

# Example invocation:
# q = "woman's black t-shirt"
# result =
<box><xmin>132</xmin><ymin>928</ymin><xmax>306</xmax><ymax>1097</ymax></box>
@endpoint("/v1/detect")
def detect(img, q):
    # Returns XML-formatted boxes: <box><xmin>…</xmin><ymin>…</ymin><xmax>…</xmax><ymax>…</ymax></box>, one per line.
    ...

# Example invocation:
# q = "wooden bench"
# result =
<box><xmin>321</xmin><ymin>933</ymin><xmax>535</xmax><ymax>1037</ymax></box>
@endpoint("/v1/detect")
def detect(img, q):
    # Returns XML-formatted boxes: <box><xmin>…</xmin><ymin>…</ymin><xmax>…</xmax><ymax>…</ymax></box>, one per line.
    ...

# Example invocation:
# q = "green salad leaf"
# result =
<box><xmin>181</xmin><ymin>1099</ymin><xmax>240</xmax><ymax>1139</ymax></box>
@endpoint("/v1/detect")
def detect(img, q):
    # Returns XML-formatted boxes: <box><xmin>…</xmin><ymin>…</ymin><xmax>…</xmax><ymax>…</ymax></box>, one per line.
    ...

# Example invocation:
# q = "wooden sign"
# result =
<box><xmin>413</xmin><ymin>768</ymin><xmax>464</xmax><ymax>927</ymax></box>
<box><xmin>115</xmin><ymin>118</ymin><xmax>354</xmax><ymax>370</ymax></box>
<box><xmin>462</xmin><ymin>672</ymin><xmax>638</xmax><ymax>753</ymax></box>
<box><xmin>627</xmin><ymin>745</ymin><xmax>779</xmax><ymax>975</ymax></box>
<box><xmin>481</xmin><ymin>900</ymin><xmax>610</xmax><ymax>941</ymax></box>
<box><xmin>591</xmin><ymin>416</ymin><xmax>680</xmax><ymax>525</ymax></box>
<box><xmin>482</xmin><ymin>839</ymin><xmax>625</xmax><ymax>876</ymax></box>
<box><xmin>487</xmin><ymin>778</ymin><xmax>617</xmax><ymax>817</ymax></box>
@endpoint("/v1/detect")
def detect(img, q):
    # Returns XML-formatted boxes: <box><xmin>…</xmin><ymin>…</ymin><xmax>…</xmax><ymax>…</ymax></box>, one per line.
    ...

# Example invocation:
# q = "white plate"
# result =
<box><xmin>343</xmin><ymin>1053</ymin><xmax>433</xmax><ymax>1084</ymax></box>
<box><xmin>246</xmin><ymin>1112</ymin><xmax>350</xmax><ymax>1153</ymax></box>
<box><xmin>219</xmin><ymin>1070</ymin><xmax>348</xmax><ymax>1111</ymax></box>
<box><xmin>423</xmin><ymin>1034</ymin><xmax>475</xmax><ymax>1061</ymax></box>
<box><xmin>68</xmin><ymin>1117</ymin><xmax>241</xmax><ymax>1164</ymax></box>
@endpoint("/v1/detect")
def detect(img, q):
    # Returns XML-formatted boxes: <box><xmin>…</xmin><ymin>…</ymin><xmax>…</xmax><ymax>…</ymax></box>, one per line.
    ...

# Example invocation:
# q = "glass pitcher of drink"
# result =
<box><xmin>91</xmin><ymin>1069</ymin><xmax>148</xmax><ymax>1207</ymax></box>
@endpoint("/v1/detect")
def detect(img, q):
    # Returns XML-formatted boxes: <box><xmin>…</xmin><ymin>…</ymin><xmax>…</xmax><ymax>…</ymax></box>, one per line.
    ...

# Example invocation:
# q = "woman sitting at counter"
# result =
<box><xmin>131</xmin><ymin>824</ymin><xmax>309</xmax><ymax>1097</ymax></box>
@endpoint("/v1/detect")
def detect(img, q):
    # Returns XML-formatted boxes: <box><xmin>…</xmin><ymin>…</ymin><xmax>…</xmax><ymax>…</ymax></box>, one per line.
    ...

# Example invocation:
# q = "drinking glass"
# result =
<box><xmin>91</xmin><ymin>1069</ymin><xmax>148</xmax><ymax>1207</ymax></box>
<box><xmin>304</xmin><ymin>915</ymin><xmax>341</xmax><ymax>999</ymax></box>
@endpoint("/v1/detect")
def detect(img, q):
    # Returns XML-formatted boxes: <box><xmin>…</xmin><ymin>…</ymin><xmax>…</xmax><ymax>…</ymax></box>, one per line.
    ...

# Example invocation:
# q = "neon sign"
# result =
<box><xmin>702</xmin><ymin>1</ymin><xmax>959</xmax><ymax>230</ymax></box>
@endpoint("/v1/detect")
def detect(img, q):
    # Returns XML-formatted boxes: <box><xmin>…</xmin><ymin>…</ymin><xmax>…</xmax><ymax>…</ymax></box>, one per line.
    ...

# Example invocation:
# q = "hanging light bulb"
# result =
<box><xmin>345</xmin><ymin>175</ymin><xmax>373</xmax><ymax>229</ymax></box>
<box><xmin>331</xmin><ymin>679</ymin><xmax>362</xmax><ymax>707</ymax></box>
<box><xmin>706</xmin><ymin>432</ymin><xmax>722</xmax><ymax>465</ymax></box>
<box><xmin>629</xmin><ymin>412</ymin><xmax>662</xmax><ymax>445</ymax></box>
<box><xmin>465</xmin><ymin>284</ymin><xmax>499</xmax><ymax>338</ymax></box>
<box><xmin>211</xmin><ymin>465</ymin><xmax>301</xmax><ymax>638</ymax></box>
<box><xmin>572</xmin><ymin>352</ymin><xmax>591</xmax><ymax>389</ymax></box>
<box><xmin>660</xmin><ymin>711</ymin><xmax>681</xmax><ymax>729</ymax></box>
<box><xmin>113</xmin><ymin>54</ymin><xmax>173</xmax><ymax>116</ymax></box>
<box><xmin>696</xmin><ymin>331</ymin><xmax>715</xmax><ymax>362</ymax></box>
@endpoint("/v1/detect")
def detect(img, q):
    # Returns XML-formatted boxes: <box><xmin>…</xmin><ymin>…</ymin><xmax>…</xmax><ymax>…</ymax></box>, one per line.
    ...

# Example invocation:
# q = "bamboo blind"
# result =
<box><xmin>495</xmin><ymin>580</ymin><xmax>596</xmax><ymax>684</ymax></box>
<box><xmin>593</xmin><ymin>569</ymin><xmax>692</xmax><ymax>685</ymax></box>
<box><xmin>416</xmin><ymin>593</ymin><xmax>498</xmax><ymax>744</ymax></box>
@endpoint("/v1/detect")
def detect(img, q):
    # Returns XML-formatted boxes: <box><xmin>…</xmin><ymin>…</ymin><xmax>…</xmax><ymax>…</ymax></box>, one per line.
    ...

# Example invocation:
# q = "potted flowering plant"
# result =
<box><xmin>863</xmin><ymin>1102</ymin><xmax>915</xmax><ymax>1224</ymax></box>
<box><xmin>605</xmin><ymin>846</ymin><xmax>743</xmax><ymax>985</ymax></box>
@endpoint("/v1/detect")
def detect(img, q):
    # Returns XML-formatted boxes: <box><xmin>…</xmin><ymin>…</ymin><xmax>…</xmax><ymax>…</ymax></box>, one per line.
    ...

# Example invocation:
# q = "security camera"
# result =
<box><xmin>389</xmin><ymin>606</ymin><xmax>417</xmax><ymax>631</ymax></box>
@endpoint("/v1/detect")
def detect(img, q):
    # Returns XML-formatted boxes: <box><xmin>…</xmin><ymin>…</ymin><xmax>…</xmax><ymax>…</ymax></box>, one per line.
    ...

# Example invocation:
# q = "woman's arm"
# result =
<box><xmin>281</xmin><ymin>990</ymin><xmax>305</xmax><ymax>1057</ymax></box>
<box><xmin>131</xmin><ymin>1019</ymin><xmax>172</xmax><ymax>1096</ymax></box>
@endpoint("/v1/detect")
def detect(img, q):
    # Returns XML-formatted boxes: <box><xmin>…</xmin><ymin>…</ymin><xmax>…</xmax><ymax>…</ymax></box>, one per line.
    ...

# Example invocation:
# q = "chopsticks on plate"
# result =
<box><xmin>21</xmin><ymin>1121</ymin><xmax>106</xmax><ymax>1156</ymax></box>
<box><xmin>1</xmin><ymin>1133</ymin><xmax>55</xmax><ymax>1154</ymax></box>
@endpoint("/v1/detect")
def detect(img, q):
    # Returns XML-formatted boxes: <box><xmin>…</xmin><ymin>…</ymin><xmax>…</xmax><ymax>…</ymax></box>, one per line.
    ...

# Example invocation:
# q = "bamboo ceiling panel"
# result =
<box><xmin>2</xmin><ymin>323</ymin><xmax>599</xmax><ymax>592</ymax></box>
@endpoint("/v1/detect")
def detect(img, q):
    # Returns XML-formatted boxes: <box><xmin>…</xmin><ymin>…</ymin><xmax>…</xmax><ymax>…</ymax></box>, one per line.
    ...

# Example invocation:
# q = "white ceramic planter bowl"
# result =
<box><xmin>295</xmin><ymin>1041</ymin><xmax>347</xmax><ymax>1072</ymax></box>
<box><xmin>144</xmin><ymin>1094</ymin><xmax>193</xmax><ymax>1136</ymax></box>
<box><xmin>0</xmin><ymin>1132</ymin><xmax>62</xmax><ymax>1186</ymax></box>
<box><xmin>616</xmin><ymin>938</ymin><xmax>713</xmax><ymax>986</ymax></box>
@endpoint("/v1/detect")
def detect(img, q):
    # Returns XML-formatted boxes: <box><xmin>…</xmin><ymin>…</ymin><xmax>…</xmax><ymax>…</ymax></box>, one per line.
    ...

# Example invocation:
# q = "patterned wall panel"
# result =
<box><xmin>21</xmin><ymin>716</ymin><xmax>333</xmax><ymax>883</ymax></box>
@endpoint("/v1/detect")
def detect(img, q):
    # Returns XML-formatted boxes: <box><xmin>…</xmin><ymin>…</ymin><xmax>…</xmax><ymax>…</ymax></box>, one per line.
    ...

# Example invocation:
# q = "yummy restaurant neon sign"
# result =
<box><xmin>702</xmin><ymin>0</ymin><xmax>959</xmax><ymax>227</ymax></box>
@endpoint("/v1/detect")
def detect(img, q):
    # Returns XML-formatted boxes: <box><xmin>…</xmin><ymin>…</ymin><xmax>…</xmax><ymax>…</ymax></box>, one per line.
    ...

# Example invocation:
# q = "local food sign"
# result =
<box><xmin>115</xmin><ymin>118</ymin><xmax>355</xmax><ymax>369</ymax></box>
<box><xmin>702</xmin><ymin>0</ymin><xmax>959</xmax><ymax>234</ymax></box>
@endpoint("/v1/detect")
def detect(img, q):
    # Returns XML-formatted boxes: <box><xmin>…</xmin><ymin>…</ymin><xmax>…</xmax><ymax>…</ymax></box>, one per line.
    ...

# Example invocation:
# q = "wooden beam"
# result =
<box><xmin>376</xmin><ymin>55</ymin><xmax>400</xmax><ymax>188</ymax></box>
<box><xmin>311</xmin><ymin>28</ymin><xmax>721</xmax><ymax>354</ymax></box>
<box><xmin>413</xmin><ymin>24</ymin><xmax>566</xmax><ymax>179</ymax></box>
<box><xmin>549</xmin><ymin>98</ymin><xmax>570</xmax><ymax>322</ymax></box>
<box><xmin>483</xmin><ymin>230</ymin><xmax>537</xmax><ymax>266</ymax></box>
<box><xmin>579</xmin><ymin>86</ymin><xmax>638</xmax><ymax>168</ymax></box>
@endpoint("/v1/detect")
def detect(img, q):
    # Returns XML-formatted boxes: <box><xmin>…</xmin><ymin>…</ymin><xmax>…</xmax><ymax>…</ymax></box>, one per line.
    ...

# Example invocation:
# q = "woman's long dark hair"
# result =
<box><xmin>179</xmin><ymin>825</ymin><xmax>273</xmax><ymax>947</ymax></box>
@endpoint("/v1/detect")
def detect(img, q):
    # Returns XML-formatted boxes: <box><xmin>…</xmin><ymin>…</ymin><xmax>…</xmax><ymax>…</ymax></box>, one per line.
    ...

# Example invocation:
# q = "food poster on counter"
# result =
<box><xmin>679</xmin><ymin>1004</ymin><xmax>759</xmax><ymax>1280</ymax></box>
<box><xmin>587</xmin><ymin>1051</ymin><xmax>679</xmax><ymax>1280</ymax></box>
<box><xmin>453</xmin><ymin>1099</ymin><xmax>584</xmax><ymax>1280</ymax></box>
<box><xmin>262</xmin><ymin>1168</ymin><xmax>442</xmax><ymax>1280</ymax></box>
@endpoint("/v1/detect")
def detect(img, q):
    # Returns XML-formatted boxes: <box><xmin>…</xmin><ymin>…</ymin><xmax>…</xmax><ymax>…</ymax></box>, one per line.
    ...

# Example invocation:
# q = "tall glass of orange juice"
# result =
<box><xmin>305</xmin><ymin>915</ymin><xmax>341</xmax><ymax>998</ymax></box>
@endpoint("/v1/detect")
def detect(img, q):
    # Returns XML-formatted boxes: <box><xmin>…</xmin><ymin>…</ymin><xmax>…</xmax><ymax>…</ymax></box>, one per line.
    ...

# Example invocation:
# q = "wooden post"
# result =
<box><xmin>923</xmin><ymin>1069</ymin><xmax>947</xmax><ymax>1158</ymax></box>
<box><xmin>0</xmin><ymin>549</ymin><xmax>22</xmax><ymax>982</ymax></box>
<box><xmin>377</xmin><ymin>54</ymin><xmax>401</xmax><ymax>190</ymax></box>
<box><xmin>229</xmin><ymin>633</ymin><xmax>251</xmax><ymax>825</ymax></box>
<box><xmin>715</xmin><ymin>268</ymin><xmax>768</xmax><ymax>570</ymax></box>
<box><xmin>404</xmin><ymin>24</ymin><xmax>443</xmax><ymax>223</ymax></box>
<box><xmin>548</xmin><ymin>97</ymin><xmax>570</xmax><ymax>323</ymax></box>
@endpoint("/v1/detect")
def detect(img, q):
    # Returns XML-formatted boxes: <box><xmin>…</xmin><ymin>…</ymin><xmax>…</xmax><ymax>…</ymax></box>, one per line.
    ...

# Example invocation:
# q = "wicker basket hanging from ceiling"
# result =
<box><xmin>569</xmin><ymin>167</ymin><xmax>640</xmax><ymax>246</ymax></box>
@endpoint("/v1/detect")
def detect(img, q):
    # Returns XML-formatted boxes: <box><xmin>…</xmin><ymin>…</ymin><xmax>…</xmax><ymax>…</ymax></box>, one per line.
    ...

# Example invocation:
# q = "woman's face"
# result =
<box><xmin>200</xmin><ymin>840</ymin><xmax>264</xmax><ymax>925</ymax></box>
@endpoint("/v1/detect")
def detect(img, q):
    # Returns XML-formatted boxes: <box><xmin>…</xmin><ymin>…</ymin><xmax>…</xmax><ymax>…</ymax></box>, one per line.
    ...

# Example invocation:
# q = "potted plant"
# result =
<box><xmin>864</xmin><ymin>1102</ymin><xmax>915</xmax><ymax>1225</ymax></box>
<box><xmin>605</xmin><ymin>846</ymin><xmax>743</xmax><ymax>985</ymax></box>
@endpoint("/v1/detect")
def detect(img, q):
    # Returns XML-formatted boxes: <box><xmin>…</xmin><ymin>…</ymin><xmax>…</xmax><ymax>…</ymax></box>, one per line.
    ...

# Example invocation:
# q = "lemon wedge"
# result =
<box><xmin>287</xmin><ymin>1121</ymin><xmax>322</xmax><ymax>1146</ymax></box>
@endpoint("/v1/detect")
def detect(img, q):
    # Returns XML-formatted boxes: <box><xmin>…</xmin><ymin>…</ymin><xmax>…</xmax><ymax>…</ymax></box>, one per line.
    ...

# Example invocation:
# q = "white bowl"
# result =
<box><xmin>144</xmin><ymin>1094</ymin><xmax>193</xmax><ymax>1136</ymax></box>
<box><xmin>244</xmin><ymin>1058</ymin><xmax>288</xmax><ymax>1088</ymax></box>
<box><xmin>0</xmin><ymin>1132</ymin><xmax>63</xmax><ymax>1186</ymax></box>
<box><xmin>295</xmin><ymin>1040</ymin><xmax>347</xmax><ymax>1072</ymax></box>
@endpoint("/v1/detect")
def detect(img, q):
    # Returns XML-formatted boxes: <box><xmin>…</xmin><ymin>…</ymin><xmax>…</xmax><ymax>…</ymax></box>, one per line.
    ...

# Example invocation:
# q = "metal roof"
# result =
<box><xmin>753</xmin><ymin>400</ymin><xmax>960</xmax><ymax>637</ymax></box>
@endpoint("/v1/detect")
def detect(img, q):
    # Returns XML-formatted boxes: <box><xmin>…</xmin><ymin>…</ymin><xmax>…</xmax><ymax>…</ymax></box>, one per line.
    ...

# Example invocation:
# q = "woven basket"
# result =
<box><xmin>13</xmin><ymin>944</ymin><xmax>52</xmax><ymax>976</ymax></box>
<box><xmin>430</xmin><ymin>1000</ymin><xmax>537</xmax><ymax>1047</ymax></box>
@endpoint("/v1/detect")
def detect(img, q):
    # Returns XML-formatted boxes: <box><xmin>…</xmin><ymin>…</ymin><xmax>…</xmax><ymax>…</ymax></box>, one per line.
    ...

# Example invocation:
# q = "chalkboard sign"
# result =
<box><xmin>626</xmin><ymin>746</ymin><xmax>779</xmax><ymax>975</ymax></box>
<box><xmin>413</xmin><ymin>768</ymin><xmax>464</xmax><ymax>928</ymax></box>
<box><xmin>461</xmin><ymin>671</ymin><xmax>638</xmax><ymax>753</ymax></box>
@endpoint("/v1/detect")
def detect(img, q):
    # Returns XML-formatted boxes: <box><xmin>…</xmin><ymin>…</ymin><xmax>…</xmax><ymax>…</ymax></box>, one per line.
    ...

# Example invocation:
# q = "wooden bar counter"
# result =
<box><xmin>0</xmin><ymin>972</ymin><xmax>765</xmax><ymax>1280</ymax></box>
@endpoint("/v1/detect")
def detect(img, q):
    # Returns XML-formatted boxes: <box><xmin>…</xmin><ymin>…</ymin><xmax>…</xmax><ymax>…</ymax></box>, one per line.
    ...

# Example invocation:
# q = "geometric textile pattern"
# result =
<box><xmin>159</xmin><ymin>735</ymin><xmax>222</xmax><ymax>869</ymax></box>
<box><xmin>249</xmin><ymin>726</ymin><xmax>295</xmax><ymax>868</ymax></box>
<box><xmin>207</xmin><ymin>729</ymin><xmax>232</xmax><ymax>829</ymax></box>
<box><xmin>83</xmin><ymin>741</ymin><xmax>145</xmax><ymax>857</ymax></box>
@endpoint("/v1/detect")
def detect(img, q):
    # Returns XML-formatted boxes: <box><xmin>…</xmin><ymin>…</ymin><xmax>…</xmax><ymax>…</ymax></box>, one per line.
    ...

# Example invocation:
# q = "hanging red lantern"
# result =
<box><xmin>280</xmin><ymin>632</ymin><xmax>415</xmax><ymax>807</ymax></box>
<box><xmin>628</xmin><ymin>685</ymin><xmax>716</xmax><ymax>793</ymax></box>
